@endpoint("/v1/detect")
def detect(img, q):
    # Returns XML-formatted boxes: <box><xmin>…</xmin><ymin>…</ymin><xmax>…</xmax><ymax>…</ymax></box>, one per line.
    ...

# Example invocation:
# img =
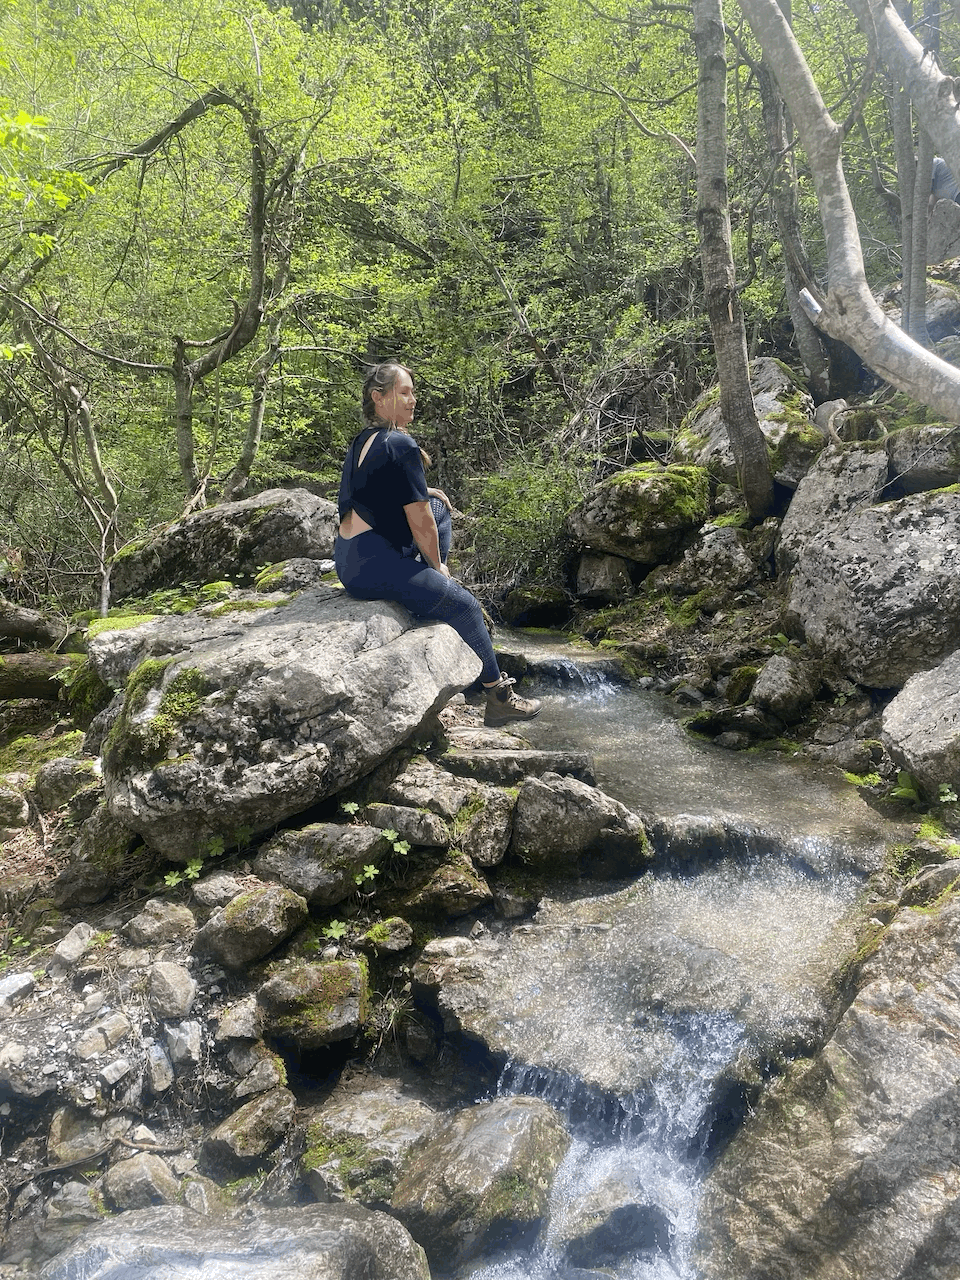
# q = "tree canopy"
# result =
<box><xmin>0</xmin><ymin>0</ymin><xmax>956</xmax><ymax>608</ymax></box>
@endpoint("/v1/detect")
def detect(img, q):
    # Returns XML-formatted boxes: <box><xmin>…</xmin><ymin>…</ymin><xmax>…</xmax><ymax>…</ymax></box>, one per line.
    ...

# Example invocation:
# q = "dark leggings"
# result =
<box><xmin>335</xmin><ymin>519</ymin><xmax>500</xmax><ymax>685</ymax></box>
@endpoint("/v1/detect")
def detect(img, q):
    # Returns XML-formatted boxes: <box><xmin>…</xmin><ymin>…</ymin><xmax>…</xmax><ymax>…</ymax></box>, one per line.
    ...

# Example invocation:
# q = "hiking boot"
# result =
<box><xmin>484</xmin><ymin>672</ymin><xmax>542</xmax><ymax>727</ymax></box>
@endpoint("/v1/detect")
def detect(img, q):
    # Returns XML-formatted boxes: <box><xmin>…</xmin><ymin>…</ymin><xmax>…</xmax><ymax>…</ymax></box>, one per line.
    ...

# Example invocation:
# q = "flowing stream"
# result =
<box><xmin>462</xmin><ymin>640</ymin><xmax>901</xmax><ymax>1280</ymax></box>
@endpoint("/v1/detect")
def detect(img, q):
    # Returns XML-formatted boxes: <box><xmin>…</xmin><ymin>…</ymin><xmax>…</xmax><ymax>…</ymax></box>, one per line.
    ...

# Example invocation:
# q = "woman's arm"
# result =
<box><xmin>404</xmin><ymin>500</ymin><xmax>450</xmax><ymax>576</ymax></box>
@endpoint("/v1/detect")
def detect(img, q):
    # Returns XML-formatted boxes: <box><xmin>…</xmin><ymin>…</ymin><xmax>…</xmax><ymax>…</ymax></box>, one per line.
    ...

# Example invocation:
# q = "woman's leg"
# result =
<box><xmin>429</xmin><ymin>495</ymin><xmax>452</xmax><ymax>565</ymax></box>
<box><xmin>336</xmin><ymin>532</ymin><xmax>500</xmax><ymax>684</ymax></box>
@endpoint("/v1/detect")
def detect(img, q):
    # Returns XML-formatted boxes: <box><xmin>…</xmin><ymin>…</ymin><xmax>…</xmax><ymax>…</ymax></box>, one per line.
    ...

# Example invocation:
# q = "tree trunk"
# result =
<box><xmin>890</xmin><ymin>76</ymin><xmax>916</xmax><ymax>333</ymax></box>
<box><xmin>756</xmin><ymin>57</ymin><xmax>830</xmax><ymax>400</ymax></box>
<box><xmin>694</xmin><ymin>0</ymin><xmax>775</xmax><ymax>517</ymax></box>
<box><xmin>0</xmin><ymin>652</ymin><xmax>76</xmax><ymax>700</ymax></box>
<box><xmin>737</xmin><ymin>0</ymin><xmax>960</xmax><ymax>421</ymax></box>
<box><xmin>908</xmin><ymin>130</ymin><xmax>933</xmax><ymax>344</ymax></box>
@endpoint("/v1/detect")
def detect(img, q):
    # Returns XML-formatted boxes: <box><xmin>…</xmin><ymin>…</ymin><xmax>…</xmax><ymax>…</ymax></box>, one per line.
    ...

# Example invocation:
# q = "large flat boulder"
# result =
<box><xmin>785</xmin><ymin>488</ymin><xmax>960</xmax><ymax>688</ymax></box>
<box><xmin>91</xmin><ymin>589</ymin><xmax>481</xmax><ymax>859</ymax></box>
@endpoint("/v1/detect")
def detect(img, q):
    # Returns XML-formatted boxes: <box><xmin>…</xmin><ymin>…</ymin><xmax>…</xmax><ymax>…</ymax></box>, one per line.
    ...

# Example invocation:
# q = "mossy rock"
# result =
<box><xmin>567</xmin><ymin>463</ymin><xmax>711</xmax><ymax>564</ymax></box>
<box><xmin>102</xmin><ymin>659</ymin><xmax>210</xmax><ymax>774</ymax></box>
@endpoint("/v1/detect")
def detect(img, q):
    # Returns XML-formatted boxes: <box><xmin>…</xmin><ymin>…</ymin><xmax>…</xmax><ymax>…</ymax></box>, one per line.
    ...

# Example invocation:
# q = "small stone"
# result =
<box><xmin>215</xmin><ymin>995</ymin><xmax>260</xmax><ymax>1042</ymax></box>
<box><xmin>99</xmin><ymin>1058</ymin><xmax>132</xmax><ymax>1087</ymax></box>
<box><xmin>148</xmin><ymin>962</ymin><xmax>197</xmax><ymax>1019</ymax></box>
<box><xmin>74</xmin><ymin>1012</ymin><xmax>131</xmax><ymax>1061</ymax></box>
<box><xmin>51</xmin><ymin>923</ymin><xmax>96</xmax><ymax>969</ymax></box>
<box><xmin>166</xmin><ymin>1020</ymin><xmax>202</xmax><ymax>1069</ymax></box>
<box><xmin>144</xmin><ymin>1044</ymin><xmax>175</xmax><ymax>1095</ymax></box>
<box><xmin>0</xmin><ymin>974</ymin><xmax>35</xmax><ymax>1007</ymax></box>
<box><xmin>124</xmin><ymin>899</ymin><xmax>196</xmax><ymax>946</ymax></box>
<box><xmin>192</xmin><ymin>873</ymin><xmax>242</xmax><ymax>908</ymax></box>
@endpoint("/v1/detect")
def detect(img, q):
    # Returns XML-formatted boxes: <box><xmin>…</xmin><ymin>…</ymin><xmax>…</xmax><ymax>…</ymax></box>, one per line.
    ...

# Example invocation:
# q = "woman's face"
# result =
<box><xmin>372</xmin><ymin>368</ymin><xmax>416</xmax><ymax>428</ymax></box>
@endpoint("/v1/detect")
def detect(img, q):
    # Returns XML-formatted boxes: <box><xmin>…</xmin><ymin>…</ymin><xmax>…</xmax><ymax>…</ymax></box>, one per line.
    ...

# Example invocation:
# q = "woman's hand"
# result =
<box><xmin>427</xmin><ymin>486</ymin><xmax>453</xmax><ymax>511</ymax></box>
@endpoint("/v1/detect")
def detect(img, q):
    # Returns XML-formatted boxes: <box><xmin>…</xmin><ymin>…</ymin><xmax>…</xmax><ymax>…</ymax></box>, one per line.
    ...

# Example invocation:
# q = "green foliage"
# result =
<box><xmin>890</xmin><ymin>771</ymin><xmax>922</xmax><ymax>805</ymax></box>
<box><xmin>322</xmin><ymin>920</ymin><xmax>348</xmax><ymax>941</ymax></box>
<box><xmin>463</xmin><ymin>450</ymin><xmax>585</xmax><ymax>590</ymax></box>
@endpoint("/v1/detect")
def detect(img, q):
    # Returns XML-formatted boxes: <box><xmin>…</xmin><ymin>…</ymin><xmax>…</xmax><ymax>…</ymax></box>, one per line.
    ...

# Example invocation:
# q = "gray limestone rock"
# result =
<box><xmin>148</xmin><ymin>962</ymin><xmax>197</xmax><ymax>1018</ymax></box>
<box><xmin>751</xmin><ymin>653</ymin><xmax>822</xmax><ymax>723</ymax></box>
<box><xmin>675</xmin><ymin>357</ymin><xmax>822</xmax><ymax>489</ymax></box>
<box><xmin>93</xmin><ymin>588</ymin><xmax>481</xmax><ymax>859</ymax></box>
<box><xmin>440</xmin><ymin>748</ymin><xmax>596</xmax><ymax>787</ymax></box>
<box><xmin>103</xmin><ymin>1152</ymin><xmax>181</xmax><ymax>1209</ymax></box>
<box><xmin>257</xmin><ymin>960</ymin><xmax>369</xmax><ymax>1049</ymax></box>
<box><xmin>694</xmin><ymin>896</ymin><xmax>960</xmax><ymax>1280</ymax></box>
<box><xmin>391</xmin><ymin>1095</ymin><xmax>570</xmax><ymax>1270</ymax></box>
<box><xmin>787</xmin><ymin>488</ymin><xmax>960</xmax><ymax>687</ymax></box>
<box><xmin>402</xmin><ymin>858</ymin><xmax>494</xmax><ymax>919</ymax></box>
<box><xmin>886</xmin><ymin>424</ymin><xmax>960</xmax><ymax>493</ymax></box>
<box><xmin>108</xmin><ymin>487</ymin><xmax>338</xmax><ymax>602</ymax></box>
<box><xmin>193</xmin><ymin>883</ymin><xmax>308</xmax><ymax>969</ymax></box>
<box><xmin>74</xmin><ymin>1013</ymin><xmax>132</xmax><ymax>1062</ymax></box>
<box><xmin>381</xmin><ymin>757</ymin><xmax>473</xmax><ymax>819</ymax></box>
<box><xmin>47</xmin><ymin>1107</ymin><xmax>105</xmax><ymax>1165</ymax></box>
<box><xmin>37</xmin><ymin>1181</ymin><xmax>104</xmax><ymax>1258</ymax></box>
<box><xmin>201</xmin><ymin>1087</ymin><xmax>297</xmax><ymax>1174</ymax></box>
<box><xmin>575</xmin><ymin>552</ymin><xmax>634</xmax><ymax>603</ymax></box>
<box><xmin>301</xmin><ymin>1074</ymin><xmax>442</xmax><ymax>1207</ymax></box>
<box><xmin>124</xmin><ymin>899</ymin><xmax>197</xmax><ymax>946</ymax></box>
<box><xmin>776</xmin><ymin>443</ymin><xmax>890</xmax><ymax>574</ymax></box>
<box><xmin>672</xmin><ymin>524</ymin><xmax>762</xmax><ymax>596</ymax></box>
<box><xmin>510</xmin><ymin>772</ymin><xmax>648</xmax><ymax>874</ymax></box>
<box><xmin>253</xmin><ymin>822</ymin><xmax>387</xmax><ymax>907</ymax></box>
<box><xmin>165</xmin><ymin>1020</ymin><xmax>202</xmax><ymax>1069</ymax></box>
<box><xmin>454</xmin><ymin>783</ymin><xmax>515</xmax><ymax>868</ymax></box>
<box><xmin>566</xmin><ymin>463</ymin><xmax>710</xmax><ymax>563</ymax></box>
<box><xmin>37</xmin><ymin>1203</ymin><xmax>430</xmax><ymax>1280</ymax></box>
<box><xmin>881</xmin><ymin>648</ymin><xmax>960</xmax><ymax>797</ymax></box>
<box><xmin>34</xmin><ymin>757</ymin><xmax>97</xmax><ymax>812</ymax></box>
<box><xmin>50</xmin><ymin>922</ymin><xmax>96</xmax><ymax>969</ymax></box>
<box><xmin>365</xmin><ymin>802</ymin><xmax>451</xmax><ymax>848</ymax></box>
<box><xmin>144</xmin><ymin>1043</ymin><xmax>175</xmax><ymax>1095</ymax></box>
<box><xmin>0</xmin><ymin>783</ymin><xmax>29</xmax><ymax>828</ymax></box>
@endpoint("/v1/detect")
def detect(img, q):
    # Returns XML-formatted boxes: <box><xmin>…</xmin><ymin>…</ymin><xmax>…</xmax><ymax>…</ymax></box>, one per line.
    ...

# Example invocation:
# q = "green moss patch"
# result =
<box><xmin>103</xmin><ymin>660</ymin><xmax>210</xmax><ymax>773</ymax></box>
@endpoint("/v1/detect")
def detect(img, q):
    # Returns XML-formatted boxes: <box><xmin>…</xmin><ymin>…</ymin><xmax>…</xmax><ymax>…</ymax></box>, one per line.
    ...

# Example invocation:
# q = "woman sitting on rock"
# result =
<box><xmin>335</xmin><ymin>360</ymin><xmax>541</xmax><ymax>727</ymax></box>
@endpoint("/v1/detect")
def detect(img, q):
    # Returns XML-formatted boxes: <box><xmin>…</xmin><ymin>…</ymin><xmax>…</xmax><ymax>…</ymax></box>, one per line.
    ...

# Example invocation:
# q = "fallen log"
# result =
<box><xmin>0</xmin><ymin>596</ymin><xmax>67</xmax><ymax>649</ymax></box>
<box><xmin>0</xmin><ymin>652</ymin><xmax>77</xmax><ymax>701</ymax></box>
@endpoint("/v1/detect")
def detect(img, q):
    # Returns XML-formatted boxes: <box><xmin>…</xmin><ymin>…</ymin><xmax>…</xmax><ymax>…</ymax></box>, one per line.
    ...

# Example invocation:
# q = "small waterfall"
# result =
<box><xmin>457</xmin><ymin>643</ymin><xmax>899</xmax><ymax>1280</ymax></box>
<box><xmin>469</xmin><ymin>1015</ymin><xmax>747</xmax><ymax>1279</ymax></box>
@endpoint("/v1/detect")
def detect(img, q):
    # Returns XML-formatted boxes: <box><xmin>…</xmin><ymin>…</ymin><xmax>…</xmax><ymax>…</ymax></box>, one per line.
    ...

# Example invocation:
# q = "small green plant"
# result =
<box><xmin>323</xmin><ymin>920</ymin><xmax>348</xmax><ymax>940</ymax></box>
<box><xmin>938</xmin><ymin>782</ymin><xmax>959</xmax><ymax>804</ymax></box>
<box><xmin>341</xmin><ymin>801</ymin><xmax>360</xmax><ymax>817</ymax></box>
<box><xmin>183</xmin><ymin>856</ymin><xmax>205</xmax><ymax>880</ymax></box>
<box><xmin>355</xmin><ymin>864</ymin><xmax>380</xmax><ymax>887</ymax></box>
<box><xmin>163</xmin><ymin>869</ymin><xmax>184</xmax><ymax>888</ymax></box>
<box><xmin>379</xmin><ymin>828</ymin><xmax>410</xmax><ymax>857</ymax></box>
<box><xmin>890</xmin><ymin>770</ymin><xmax>922</xmax><ymax>804</ymax></box>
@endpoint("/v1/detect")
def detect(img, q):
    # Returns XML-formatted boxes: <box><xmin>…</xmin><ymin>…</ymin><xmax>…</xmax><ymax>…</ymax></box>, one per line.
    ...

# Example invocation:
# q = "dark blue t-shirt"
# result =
<box><xmin>338</xmin><ymin>427</ymin><xmax>429</xmax><ymax>552</ymax></box>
